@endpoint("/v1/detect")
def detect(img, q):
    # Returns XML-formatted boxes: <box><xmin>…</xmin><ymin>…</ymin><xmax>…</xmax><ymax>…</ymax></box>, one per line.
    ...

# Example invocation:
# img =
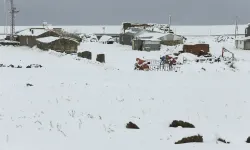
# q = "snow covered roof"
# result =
<box><xmin>36</xmin><ymin>36</ymin><xmax>79</xmax><ymax>43</ymax></box>
<box><xmin>99</xmin><ymin>35</ymin><xmax>114</xmax><ymax>42</ymax></box>
<box><xmin>17</xmin><ymin>28</ymin><xmax>48</xmax><ymax>36</ymax></box>
<box><xmin>16</xmin><ymin>28</ymin><xmax>60</xmax><ymax>37</ymax></box>
<box><xmin>137</xmin><ymin>38</ymin><xmax>161</xmax><ymax>42</ymax></box>
<box><xmin>36</xmin><ymin>36</ymin><xmax>60</xmax><ymax>43</ymax></box>
<box><xmin>137</xmin><ymin>32</ymin><xmax>165</xmax><ymax>39</ymax></box>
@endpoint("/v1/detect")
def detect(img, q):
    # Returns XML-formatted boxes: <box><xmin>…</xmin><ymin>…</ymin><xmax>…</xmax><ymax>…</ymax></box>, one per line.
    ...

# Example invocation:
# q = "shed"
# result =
<box><xmin>183</xmin><ymin>44</ymin><xmax>210</xmax><ymax>56</ymax></box>
<box><xmin>235</xmin><ymin>37</ymin><xmax>250</xmax><ymax>50</ymax></box>
<box><xmin>16</xmin><ymin>28</ymin><xmax>61</xmax><ymax>47</ymax></box>
<box><xmin>36</xmin><ymin>36</ymin><xmax>79</xmax><ymax>54</ymax></box>
<box><xmin>132</xmin><ymin>38</ymin><xmax>161</xmax><ymax>51</ymax></box>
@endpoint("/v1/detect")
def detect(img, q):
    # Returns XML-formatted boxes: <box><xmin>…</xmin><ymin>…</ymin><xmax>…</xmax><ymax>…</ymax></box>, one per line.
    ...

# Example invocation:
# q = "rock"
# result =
<box><xmin>26</xmin><ymin>83</ymin><xmax>33</xmax><ymax>87</ymax></box>
<box><xmin>8</xmin><ymin>64</ymin><xmax>14</xmax><ymax>68</ymax></box>
<box><xmin>0</xmin><ymin>64</ymin><xmax>6</xmax><ymax>67</ymax></box>
<box><xmin>169</xmin><ymin>120</ymin><xmax>195</xmax><ymax>128</ymax></box>
<box><xmin>217</xmin><ymin>138</ymin><xmax>230</xmax><ymax>144</ymax></box>
<box><xmin>175</xmin><ymin>135</ymin><xmax>203</xmax><ymax>144</ymax></box>
<box><xmin>26</xmin><ymin>64</ymin><xmax>42</xmax><ymax>68</ymax></box>
<box><xmin>126</xmin><ymin>122</ymin><xmax>139</xmax><ymax>129</ymax></box>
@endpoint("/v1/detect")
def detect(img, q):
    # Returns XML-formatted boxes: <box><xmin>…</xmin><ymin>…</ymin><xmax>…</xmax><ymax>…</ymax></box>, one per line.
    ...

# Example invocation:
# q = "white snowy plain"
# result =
<box><xmin>1</xmin><ymin>35</ymin><xmax>250</xmax><ymax>150</ymax></box>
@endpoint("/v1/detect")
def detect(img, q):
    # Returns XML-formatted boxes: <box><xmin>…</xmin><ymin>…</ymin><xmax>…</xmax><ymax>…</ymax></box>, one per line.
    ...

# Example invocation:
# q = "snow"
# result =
<box><xmin>99</xmin><ymin>35</ymin><xmax>114</xmax><ymax>42</ymax></box>
<box><xmin>36</xmin><ymin>36</ymin><xmax>60</xmax><ymax>43</ymax></box>
<box><xmin>1</xmin><ymin>33</ymin><xmax>250</xmax><ymax>150</ymax></box>
<box><xmin>137</xmin><ymin>31</ymin><xmax>165</xmax><ymax>40</ymax></box>
<box><xmin>36</xmin><ymin>36</ymin><xmax>79</xmax><ymax>44</ymax></box>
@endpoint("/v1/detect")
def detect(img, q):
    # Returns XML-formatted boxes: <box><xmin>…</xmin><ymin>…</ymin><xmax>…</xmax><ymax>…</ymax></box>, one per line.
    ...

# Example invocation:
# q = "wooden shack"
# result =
<box><xmin>183</xmin><ymin>44</ymin><xmax>209</xmax><ymax>56</ymax></box>
<box><xmin>36</xmin><ymin>36</ymin><xmax>79</xmax><ymax>54</ymax></box>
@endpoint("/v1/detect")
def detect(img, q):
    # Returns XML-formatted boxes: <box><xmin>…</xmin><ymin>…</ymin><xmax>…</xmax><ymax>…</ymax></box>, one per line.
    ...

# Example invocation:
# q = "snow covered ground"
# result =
<box><xmin>1</xmin><ymin>35</ymin><xmax>250</xmax><ymax>150</ymax></box>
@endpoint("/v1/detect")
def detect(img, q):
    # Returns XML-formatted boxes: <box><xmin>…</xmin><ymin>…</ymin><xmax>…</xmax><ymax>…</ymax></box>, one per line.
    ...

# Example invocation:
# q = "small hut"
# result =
<box><xmin>36</xmin><ymin>36</ymin><xmax>79</xmax><ymax>54</ymax></box>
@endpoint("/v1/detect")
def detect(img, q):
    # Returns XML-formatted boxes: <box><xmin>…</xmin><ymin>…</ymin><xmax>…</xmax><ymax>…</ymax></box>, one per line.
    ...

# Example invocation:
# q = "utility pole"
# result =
<box><xmin>235</xmin><ymin>16</ymin><xmax>238</xmax><ymax>39</ymax></box>
<box><xmin>168</xmin><ymin>15</ymin><xmax>172</xmax><ymax>32</ymax></box>
<box><xmin>9</xmin><ymin>0</ymin><xmax>19</xmax><ymax>41</ymax></box>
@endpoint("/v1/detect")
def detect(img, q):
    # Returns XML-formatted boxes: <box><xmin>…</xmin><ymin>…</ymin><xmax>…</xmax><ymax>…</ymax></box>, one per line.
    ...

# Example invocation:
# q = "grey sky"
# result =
<box><xmin>0</xmin><ymin>0</ymin><xmax>250</xmax><ymax>25</ymax></box>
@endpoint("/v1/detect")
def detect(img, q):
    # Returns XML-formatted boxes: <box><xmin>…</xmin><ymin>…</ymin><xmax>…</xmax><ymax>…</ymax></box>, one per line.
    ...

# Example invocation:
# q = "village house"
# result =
<box><xmin>235</xmin><ymin>24</ymin><xmax>250</xmax><ymax>50</ymax></box>
<box><xmin>131</xmin><ymin>30</ymin><xmax>184</xmax><ymax>51</ymax></box>
<box><xmin>16</xmin><ymin>27</ymin><xmax>82</xmax><ymax>48</ymax></box>
<box><xmin>16</xmin><ymin>28</ymin><xmax>62</xmax><ymax>47</ymax></box>
<box><xmin>36</xmin><ymin>36</ymin><xmax>79</xmax><ymax>53</ymax></box>
<box><xmin>119</xmin><ymin>22</ymin><xmax>184</xmax><ymax>47</ymax></box>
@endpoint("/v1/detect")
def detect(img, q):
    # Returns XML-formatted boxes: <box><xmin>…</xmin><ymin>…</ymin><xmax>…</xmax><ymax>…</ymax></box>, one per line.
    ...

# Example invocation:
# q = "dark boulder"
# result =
<box><xmin>126</xmin><ymin>122</ymin><xmax>139</xmax><ymax>129</ymax></box>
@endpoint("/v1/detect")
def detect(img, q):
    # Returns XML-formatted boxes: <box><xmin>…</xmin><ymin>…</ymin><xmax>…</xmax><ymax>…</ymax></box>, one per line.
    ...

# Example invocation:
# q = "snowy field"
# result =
<box><xmin>0</xmin><ymin>24</ymin><xmax>247</xmax><ymax>36</ymax></box>
<box><xmin>1</xmin><ymin>35</ymin><xmax>250</xmax><ymax>150</ymax></box>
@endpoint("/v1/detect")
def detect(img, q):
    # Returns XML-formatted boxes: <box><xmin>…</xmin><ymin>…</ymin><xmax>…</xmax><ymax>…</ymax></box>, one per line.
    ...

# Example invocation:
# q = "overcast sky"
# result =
<box><xmin>0</xmin><ymin>0</ymin><xmax>250</xmax><ymax>26</ymax></box>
